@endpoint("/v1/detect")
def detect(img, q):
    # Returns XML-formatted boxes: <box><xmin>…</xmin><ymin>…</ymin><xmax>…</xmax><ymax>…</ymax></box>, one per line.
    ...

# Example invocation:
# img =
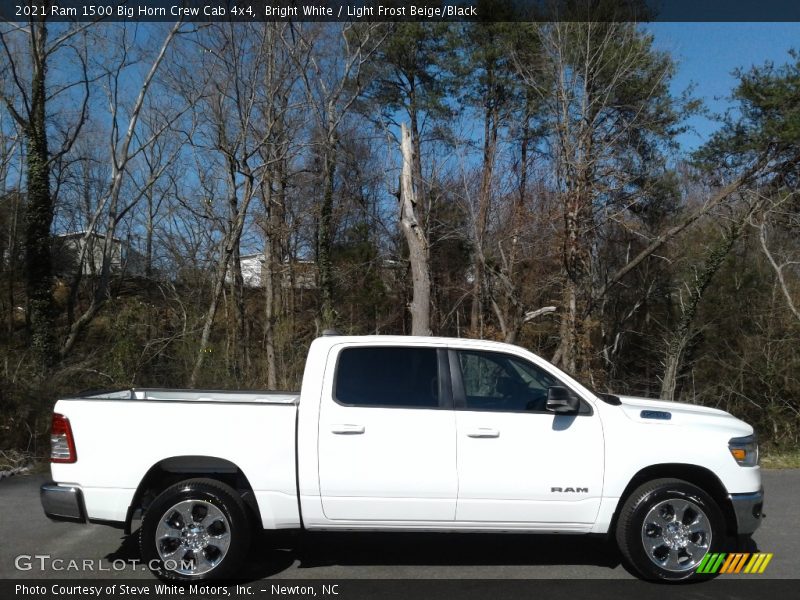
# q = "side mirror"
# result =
<box><xmin>546</xmin><ymin>386</ymin><xmax>580</xmax><ymax>415</ymax></box>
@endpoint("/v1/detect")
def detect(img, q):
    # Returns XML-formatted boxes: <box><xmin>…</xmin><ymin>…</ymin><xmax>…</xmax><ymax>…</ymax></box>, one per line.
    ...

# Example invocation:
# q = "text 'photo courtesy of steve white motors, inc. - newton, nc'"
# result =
<box><xmin>14</xmin><ymin>583</ymin><xmax>343</xmax><ymax>598</ymax></box>
<box><xmin>11</xmin><ymin>2</ymin><xmax>477</xmax><ymax>19</ymax></box>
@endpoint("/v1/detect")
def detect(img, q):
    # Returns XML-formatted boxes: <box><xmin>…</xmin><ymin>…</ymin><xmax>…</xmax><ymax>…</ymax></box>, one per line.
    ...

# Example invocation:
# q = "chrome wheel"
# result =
<box><xmin>640</xmin><ymin>498</ymin><xmax>711</xmax><ymax>572</ymax></box>
<box><xmin>155</xmin><ymin>499</ymin><xmax>231</xmax><ymax>576</ymax></box>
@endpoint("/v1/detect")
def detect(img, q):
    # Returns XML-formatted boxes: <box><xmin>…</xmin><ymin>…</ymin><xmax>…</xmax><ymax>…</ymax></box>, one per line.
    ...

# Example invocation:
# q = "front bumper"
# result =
<box><xmin>730</xmin><ymin>487</ymin><xmax>764</xmax><ymax>535</ymax></box>
<box><xmin>41</xmin><ymin>482</ymin><xmax>86</xmax><ymax>523</ymax></box>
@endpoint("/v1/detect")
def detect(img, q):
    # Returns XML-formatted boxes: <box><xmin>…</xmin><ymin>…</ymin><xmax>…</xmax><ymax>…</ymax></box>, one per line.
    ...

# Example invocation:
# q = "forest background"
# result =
<box><xmin>1</xmin><ymin>14</ymin><xmax>799</xmax><ymax>468</ymax></box>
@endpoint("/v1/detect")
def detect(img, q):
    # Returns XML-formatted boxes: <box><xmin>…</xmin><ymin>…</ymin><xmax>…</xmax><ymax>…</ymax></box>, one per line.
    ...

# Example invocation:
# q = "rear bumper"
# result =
<box><xmin>41</xmin><ymin>482</ymin><xmax>86</xmax><ymax>523</ymax></box>
<box><xmin>730</xmin><ymin>487</ymin><xmax>764</xmax><ymax>535</ymax></box>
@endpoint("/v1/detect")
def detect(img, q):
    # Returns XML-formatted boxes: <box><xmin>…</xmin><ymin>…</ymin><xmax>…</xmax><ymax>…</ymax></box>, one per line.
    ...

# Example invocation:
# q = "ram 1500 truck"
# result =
<box><xmin>41</xmin><ymin>334</ymin><xmax>763</xmax><ymax>581</ymax></box>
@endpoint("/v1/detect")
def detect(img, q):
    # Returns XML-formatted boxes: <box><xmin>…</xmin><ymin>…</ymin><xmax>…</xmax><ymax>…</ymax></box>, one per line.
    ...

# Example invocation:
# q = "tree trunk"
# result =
<box><xmin>190</xmin><ymin>211</ymin><xmax>249</xmax><ymax>387</ymax></box>
<box><xmin>262</xmin><ymin>171</ymin><xmax>278</xmax><ymax>389</ymax></box>
<box><xmin>262</xmin><ymin>156</ymin><xmax>286</xmax><ymax>389</ymax></box>
<box><xmin>552</xmin><ymin>175</ymin><xmax>595</xmax><ymax>380</ymax></box>
<box><xmin>400</xmin><ymin>123</ymin><xmax>432</xmax><ymax>335</ymax></box>
<box><xmin>226</xmin><ymin>165</ymin><xmax>248</xmax><ymax>382</ymax></box>
<box><xmin>503</xmin><ymin>111</ymin><xmax>531</xmax><ymax>344</ymax></box>
<box><xmin>470</xmin><ymin>95</ymin><xmax>499</xmax><ymax>336</ymax></box>
<box><xmin>5</xmin><ymin>193</ymin><xmax>20</xmax><ymax>337</ymax></box>
<box><xmin>230</xmin><ymin>234</ymin><xmax>246</xmax><ymax>381</ymax></box>
<box><xmin>408</xmin><ymin>98</ymin><xmax>426</xmax><ymax>227</ymax></box>
<box><xmin>263</xmin><ymin>253</ymin><xmax>277</xmax><ymax>388</ymax></box>
<box><xmin>660</xmin><ymin>335</ymin><xmax>689</xmax><ymax>402</ymax></box>
<box><xmin>554</xmin><ymin>280</ymin><xmax>579</xmax><ymax>374</ymax></box>
<box><xmin>318</xmin><ymin>143</ymin><xmax>336</xmax><ymax>331</ymax></box>
<box><xmin>491</xmin><ymin>99</ymin><xmax>534</xmax><ymax>345</ymax></box>
<box><xmin>191</xmin><ymin>246</ymin><xmax>230</xmax><ymax>388</ymax></box>
<box><xmin>145</xmin><ymin>191</ymin><xmax>155</xmax><ymax>278</ymax></box>
<box><xmin>23</xmin><ymin>21</ymin><xmax>57</xmax><ymax>370</ymax></box>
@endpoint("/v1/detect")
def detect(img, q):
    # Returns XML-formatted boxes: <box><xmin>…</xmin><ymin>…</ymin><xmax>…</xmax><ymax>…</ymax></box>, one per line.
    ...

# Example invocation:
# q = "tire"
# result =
<box><xmin>615</xmin><ymin>478</ymin><xmax>724</xmax><ymax>582</ymax></box>
<box><xmin>140</xmin><ymin>478</ymin><xmax>251</xmax><ymax>581</ymax></box>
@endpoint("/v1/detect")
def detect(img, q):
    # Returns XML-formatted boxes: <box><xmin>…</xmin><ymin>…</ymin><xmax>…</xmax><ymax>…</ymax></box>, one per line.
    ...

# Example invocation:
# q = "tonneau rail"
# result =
<box><xmin>63</xmin><ymin>387</ymin><xmax>300</xmax><ymax>405</ymax></box>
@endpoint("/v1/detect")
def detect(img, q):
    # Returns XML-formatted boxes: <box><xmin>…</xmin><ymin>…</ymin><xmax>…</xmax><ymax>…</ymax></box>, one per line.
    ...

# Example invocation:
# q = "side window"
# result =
<box><xmin>334</xmin><ymin>347</ymin><xmax>440</xmax><ymax>409</ymax></box>
<box><xmin>457</xmin><ymin>350</ymin><xmax>560</xmax><ymax>412</ymax></box>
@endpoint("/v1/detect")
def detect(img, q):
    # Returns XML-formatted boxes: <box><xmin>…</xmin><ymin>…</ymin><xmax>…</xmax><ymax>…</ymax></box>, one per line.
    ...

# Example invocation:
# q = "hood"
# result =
<box><xmin>616</xmin><ymin>395</ymin><xmax>753</xmax><ymax>436</ymax></box>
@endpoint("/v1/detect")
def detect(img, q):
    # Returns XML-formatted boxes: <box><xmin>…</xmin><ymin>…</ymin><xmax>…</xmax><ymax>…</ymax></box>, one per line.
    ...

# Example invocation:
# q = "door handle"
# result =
<box><xmin>331</xmin><ymin>424</ymin><xmax>365</xmax><ymax>435</ymax></box>
<box><xmin>467</xmin><ymin>428</ymin><xmax>500</xmax><ymax>438</ymax></box>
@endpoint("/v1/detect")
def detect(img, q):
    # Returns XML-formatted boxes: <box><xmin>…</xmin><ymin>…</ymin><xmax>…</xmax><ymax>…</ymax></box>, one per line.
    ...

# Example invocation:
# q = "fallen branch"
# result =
<box><xmin>523</xmin><ymin>306</ymin><xmax>557</xmax><ymax>323</ymax></box>
<box><xmin>0</xmin><ymin>450</ymin><xmax>33</xmax><ymax>480</ymax></box>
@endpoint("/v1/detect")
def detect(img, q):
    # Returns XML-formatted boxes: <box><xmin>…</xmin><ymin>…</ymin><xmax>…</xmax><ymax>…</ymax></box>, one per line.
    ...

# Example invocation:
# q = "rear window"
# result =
<box><xmin>334</xmin><ymin>347</ymin><xmax>440</xmax><ymax>408</ymax></box>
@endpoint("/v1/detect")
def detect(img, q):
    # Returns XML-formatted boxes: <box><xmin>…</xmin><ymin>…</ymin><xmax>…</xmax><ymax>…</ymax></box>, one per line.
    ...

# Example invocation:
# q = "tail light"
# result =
<box><xmin>51</xmin><ymin>413</ymin><xmax>77</xmax><ymax>463</ymax></box>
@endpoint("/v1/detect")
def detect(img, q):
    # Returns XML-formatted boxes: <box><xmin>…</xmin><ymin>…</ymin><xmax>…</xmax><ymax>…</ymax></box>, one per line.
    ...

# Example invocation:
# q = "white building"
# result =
<box><xmin>239</xmin><ymin>253</ymin><xmax>266</xmax><ymax>287</ymax></box>
<box><xmin>228</xmin><ymin>254</ymin><xmax>317</xmax><ymax>290</ymax></box>
<box><xmin>54</xmin><ymin>231</ymin><xmax>146</xmax><ymax>277</ymax></box>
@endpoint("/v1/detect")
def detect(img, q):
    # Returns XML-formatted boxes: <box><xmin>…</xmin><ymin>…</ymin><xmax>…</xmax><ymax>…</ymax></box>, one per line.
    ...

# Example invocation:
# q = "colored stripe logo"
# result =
<box><xmin>696</xmin><ymin>553</ymin><xmax>773</xmax><ymax>574</ymax></box>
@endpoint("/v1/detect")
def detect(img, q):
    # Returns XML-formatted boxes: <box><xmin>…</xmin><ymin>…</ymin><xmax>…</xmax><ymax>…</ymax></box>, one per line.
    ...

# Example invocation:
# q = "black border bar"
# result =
<box><xmin>2</xmin><ymin>1</ymin><xmax>800</xmax><ymax>23</ymax></box>
<box><xmin>5</xmin><ymin>579</ymin><xmax>800</xmax><ymax>600</ymax></box>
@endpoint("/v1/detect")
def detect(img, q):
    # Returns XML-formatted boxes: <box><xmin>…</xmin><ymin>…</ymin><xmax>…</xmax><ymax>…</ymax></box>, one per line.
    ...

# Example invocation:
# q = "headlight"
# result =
<box><xmin>729</xmin><ymin>434</ymin><xmax>758</xmax><ymax>467</ymax></box>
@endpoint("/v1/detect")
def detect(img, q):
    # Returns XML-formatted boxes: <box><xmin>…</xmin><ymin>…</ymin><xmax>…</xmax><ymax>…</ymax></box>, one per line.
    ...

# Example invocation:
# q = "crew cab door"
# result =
<box><xmin>451</xmin><ymin>348</ymin><xmax>604</xmax><ymax>526</ymax></box>
<box><xmin>317</xmin><ymin>345</ymin><xmax>457</xmax><ymax>521</ymax></box>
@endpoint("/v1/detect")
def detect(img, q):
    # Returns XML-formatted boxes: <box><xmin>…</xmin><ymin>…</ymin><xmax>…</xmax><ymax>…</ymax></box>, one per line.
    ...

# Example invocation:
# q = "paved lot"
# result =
<box><xmin>1</xmin><ymin>471</ymin><xmax>797</xmax><ymax>580</ymax></box>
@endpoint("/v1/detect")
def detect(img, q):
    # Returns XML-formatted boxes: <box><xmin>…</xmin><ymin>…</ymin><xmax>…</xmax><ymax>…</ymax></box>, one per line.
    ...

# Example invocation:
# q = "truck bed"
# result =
<box><xmin>50</xmin><ymin>388</ymin><xmax>301</xmax><ymax>529</ymax></box>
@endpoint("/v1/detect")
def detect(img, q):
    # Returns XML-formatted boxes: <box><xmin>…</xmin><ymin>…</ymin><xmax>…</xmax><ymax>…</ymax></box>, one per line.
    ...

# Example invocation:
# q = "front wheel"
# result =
<box><xmin>615</xmin><ymin>478</ymin><xmax>724</xmax><ymax>581</ymax></box>
<box><xmin>140</xmin><ymin>478</ymin><xmax>250</xmax><ymax>581</ymax></box>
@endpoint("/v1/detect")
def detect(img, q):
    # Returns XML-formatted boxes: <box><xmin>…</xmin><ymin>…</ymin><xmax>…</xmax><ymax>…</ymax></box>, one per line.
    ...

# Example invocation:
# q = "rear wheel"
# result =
<box><xmin>615</xmin><ymin>478</ymin><xmax>724</xmax><ymax>581</ymax></box>
<box><xmin>140</xmin><ymin>478</ymin><xmax>250</xmax><ymax>581</ymax></box>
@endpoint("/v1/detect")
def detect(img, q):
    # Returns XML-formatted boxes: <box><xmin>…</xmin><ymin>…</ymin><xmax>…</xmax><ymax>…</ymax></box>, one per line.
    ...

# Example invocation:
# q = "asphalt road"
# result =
<box><xmin>1</xmin><ymin>472</ymin><xmax>798</xmax><ymax>581</ymax></box>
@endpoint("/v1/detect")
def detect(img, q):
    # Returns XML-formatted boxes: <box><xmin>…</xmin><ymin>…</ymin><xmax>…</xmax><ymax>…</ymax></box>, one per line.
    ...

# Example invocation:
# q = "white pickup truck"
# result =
<box><xmin>41</xmin><ymin>334</ymin><xmax>763</xmax><ymax>582</ymax></box>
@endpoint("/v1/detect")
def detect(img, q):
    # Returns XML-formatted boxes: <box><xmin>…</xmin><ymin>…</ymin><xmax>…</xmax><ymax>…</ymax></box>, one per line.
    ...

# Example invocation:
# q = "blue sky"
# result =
<box><xmin>647</xmin><ymin>23</ymin><xmax>800</xmax><ymax>151</ymax></box>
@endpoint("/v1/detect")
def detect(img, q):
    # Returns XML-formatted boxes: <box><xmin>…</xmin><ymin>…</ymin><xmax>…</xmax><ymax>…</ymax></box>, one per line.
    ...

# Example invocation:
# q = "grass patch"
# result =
<box><xmin>760</xmin><ymin>448</ymin><xmax>800</xmax><ymax>469</ymax></box>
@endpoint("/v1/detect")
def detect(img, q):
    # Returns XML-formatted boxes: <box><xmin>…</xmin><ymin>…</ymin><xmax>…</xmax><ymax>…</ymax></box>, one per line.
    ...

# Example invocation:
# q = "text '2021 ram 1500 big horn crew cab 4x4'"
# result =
<box><xmin>41</xmin><ymin>334</ymin><xmax>764</xmax><ymax>581</ymax></box>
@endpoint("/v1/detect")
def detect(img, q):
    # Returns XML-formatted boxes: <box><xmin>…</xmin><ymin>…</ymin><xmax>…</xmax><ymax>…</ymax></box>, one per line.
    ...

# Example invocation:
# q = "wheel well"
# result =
<box><xmin>610</xmin><ymin>463</ymin><xmax>737</xmax><ymax>538</ymax></box>
<box><xmin>125</xmin><ymin>456</ymin><xmax>259</xmax><ymax>534</ymax></box>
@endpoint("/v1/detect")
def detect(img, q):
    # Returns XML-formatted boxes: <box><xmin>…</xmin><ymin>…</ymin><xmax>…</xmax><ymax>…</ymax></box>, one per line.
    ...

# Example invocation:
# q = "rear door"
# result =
<box><xmin>317</xmin><ymin>345</ymin><xmax>457</xmax><ymax>521</ymax></box>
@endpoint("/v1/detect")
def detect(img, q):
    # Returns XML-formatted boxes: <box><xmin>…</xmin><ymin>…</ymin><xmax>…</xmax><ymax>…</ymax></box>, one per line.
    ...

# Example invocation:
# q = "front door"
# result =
<box><xmin>452</xmin><ymin>348</ymin><xmax>604</xmax><ymax>526</ymax></box>
<box><xmin>318</xmin><ymin>345</ymin><xmax>457</xmax><ymax>521</ymax></box>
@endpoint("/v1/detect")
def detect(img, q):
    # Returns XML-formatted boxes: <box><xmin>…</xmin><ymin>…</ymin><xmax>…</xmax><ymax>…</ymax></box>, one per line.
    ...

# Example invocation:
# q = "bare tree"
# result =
<box><xmin>0</xmin><ymin>19</ymin><xmax>89</xmax><ymax>368</ymax></box>
<box><xmin>0</xmin><ymin>109</ymin><xmax>23</xmax><ymax>336</ymax></box>
<box><xmin>511</xmin><ymin>22</ymin><xmax>771</xmax><ymax>383</ymax></box>
<box><xmin>756</xmin><ymin>192</ymin><xmax>800</xmax><ymax>324</ymax></box>
<box><xmin>291</xmin><ymin>23</ymin><xmax>384</xmax><ymax>330</ymax></box>
<box><xmin>256</xmin><ymin>23</ymin><xmax>303</xmax><ymax>388</ymax></box>
<box><xmin>60</xmin><ymin>22</ymin><xmax>183</xmax><ymax>357</ymax></box>
<box><xmin>187</xmin><ymin>23</ymin><xmax>301</xmax><ymax>387</ymax></box>
<box><xmin>400</xmin><ymin>122</ymin><xmax>432</xmax><ymax>335</ymax></box>
<box><xmin>659</xmin><ymin>200</ymin><xmax>760</xmax><ymax>400</ymax></box>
